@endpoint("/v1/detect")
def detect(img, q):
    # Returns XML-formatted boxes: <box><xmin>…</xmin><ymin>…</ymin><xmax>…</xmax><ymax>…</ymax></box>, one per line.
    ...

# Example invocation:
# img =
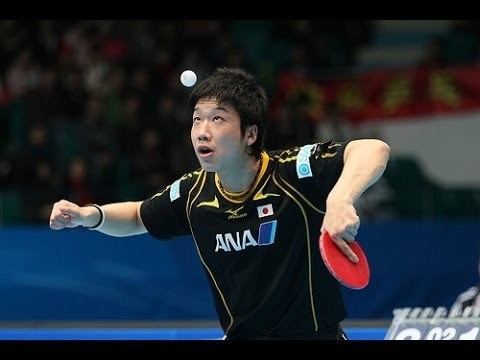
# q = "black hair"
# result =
<box><xmin>189</xmin><ymin>67</ymin><xmax>268</xmax><ymax>159</ymax></box>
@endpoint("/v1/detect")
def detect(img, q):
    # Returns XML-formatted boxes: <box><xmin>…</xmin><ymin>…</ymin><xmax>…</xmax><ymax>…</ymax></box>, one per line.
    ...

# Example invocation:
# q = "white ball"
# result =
<box><xmin>180</xmin><ymin>70</ymin><xmax>197</xmax><ymax>87</ymax></box>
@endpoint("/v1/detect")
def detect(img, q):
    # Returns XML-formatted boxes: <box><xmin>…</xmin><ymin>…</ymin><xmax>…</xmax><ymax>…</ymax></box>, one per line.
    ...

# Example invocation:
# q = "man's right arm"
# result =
<box><xmin>49</xmin><ymin>199</ymin><xmax>147</xmax><ymax>237</ymax></box>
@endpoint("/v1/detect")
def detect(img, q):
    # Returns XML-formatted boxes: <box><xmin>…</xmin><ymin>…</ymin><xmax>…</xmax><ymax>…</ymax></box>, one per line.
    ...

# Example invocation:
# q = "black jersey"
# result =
<box><xmin>140</xmin><ymin>140</ymin><xmax>349</xmax><ymax>339</ymax></box>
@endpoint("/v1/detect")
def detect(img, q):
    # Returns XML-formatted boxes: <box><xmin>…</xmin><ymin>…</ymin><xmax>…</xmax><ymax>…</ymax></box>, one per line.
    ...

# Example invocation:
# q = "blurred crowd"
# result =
<box><xmin>2</xmin><ymin>20</ymin><xmax>480</xmax><ymax>225</ymax></box>
<box><xmin>0</xmin><ymin>20</ymin><xmax>372</xmax><ymax>224</ymax></box>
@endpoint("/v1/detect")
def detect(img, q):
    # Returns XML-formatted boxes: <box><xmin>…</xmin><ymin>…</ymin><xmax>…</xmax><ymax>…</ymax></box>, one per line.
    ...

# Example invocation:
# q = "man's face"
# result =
<box><xmin>191</xmin><ymin>98</ymin><xmax>249</xmax><ymax>172</ymax></box>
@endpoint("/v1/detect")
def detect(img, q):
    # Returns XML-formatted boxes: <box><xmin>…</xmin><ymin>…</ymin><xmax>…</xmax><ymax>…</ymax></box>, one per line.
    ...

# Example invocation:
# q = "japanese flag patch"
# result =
<box><xmin>257</xmin><ymin>204</ymin><xmax>274</xmax><ymax>218</ymax></box>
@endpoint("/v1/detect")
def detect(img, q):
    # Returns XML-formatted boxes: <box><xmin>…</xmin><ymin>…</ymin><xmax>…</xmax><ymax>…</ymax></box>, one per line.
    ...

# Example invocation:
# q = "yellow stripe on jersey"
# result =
<box><xmin>186</xmin><ymin>171</ymin><xmax>235</xmax><ymax>336</ymax></box>
<box><xmin>253</xmin><ymin>174</ymin><xmax>280</xmax><ymax>201</ymax></box>
<box><xmin>277</xmin><ymin>173</ymin><xmax>325</xmax><ymax>214</ymax></box>
<box><xmin>272</xmin><ymin>171</ymin><xmax>319</xmax><ymax>332</ymax></box>
<box><xmin>196</xmin><ymin>196</ymin><xmax>220</xmax><ymax>208</ymax></box>
<box><xmin>215</xmin><ymin>151</ymin><xmax>270</xmax><ymax>204</ymax></box>
<box><xmin>150</xmin><ymin>169</ymin><xmax>203</xmax><ymax>200</ymax></box>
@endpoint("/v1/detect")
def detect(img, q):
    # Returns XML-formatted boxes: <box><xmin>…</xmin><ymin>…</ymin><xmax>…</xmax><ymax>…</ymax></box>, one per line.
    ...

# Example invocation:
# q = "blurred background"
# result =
<box><xmin>0</xmin><ymin>20</ymin><xmax>479</xmax><ymax>339</ymax></box>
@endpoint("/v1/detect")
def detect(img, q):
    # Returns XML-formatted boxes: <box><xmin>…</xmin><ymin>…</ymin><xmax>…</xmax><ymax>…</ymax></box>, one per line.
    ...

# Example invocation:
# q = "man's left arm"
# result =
<box><xmin>322</xmin><ymin>139</ymin><xmax>390</xmax><ymax>262</ymax></box>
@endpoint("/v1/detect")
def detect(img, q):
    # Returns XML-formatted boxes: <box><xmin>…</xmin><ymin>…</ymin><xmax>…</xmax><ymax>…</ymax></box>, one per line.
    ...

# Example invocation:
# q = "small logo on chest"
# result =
<box><xmin>225</xmin><ymin>206</ymin><xmax>247</xmax><ymax>219</ymax></box>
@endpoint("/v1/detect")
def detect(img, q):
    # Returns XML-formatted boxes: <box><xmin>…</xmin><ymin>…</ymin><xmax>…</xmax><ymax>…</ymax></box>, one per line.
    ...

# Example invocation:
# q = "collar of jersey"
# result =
<box><xmin>215</xmin><ymin>151</ymin><xmax>269</xmax><ymax>204</ymax></box>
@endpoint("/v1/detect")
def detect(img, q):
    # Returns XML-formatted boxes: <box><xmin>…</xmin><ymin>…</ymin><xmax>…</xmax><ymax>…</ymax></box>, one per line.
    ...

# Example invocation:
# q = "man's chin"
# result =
<box><xmin>198</xmin><ymin>161</ymin><xmax>218</xmax><ymax>173</ymax></box>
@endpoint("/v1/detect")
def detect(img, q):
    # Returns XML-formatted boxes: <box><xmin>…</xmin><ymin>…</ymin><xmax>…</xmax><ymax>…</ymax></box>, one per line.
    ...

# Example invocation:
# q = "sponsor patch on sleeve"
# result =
<box><xmin>296</xmin><ymin>144</ymin><xmax>315</xmax><ymax>179</ymax></box>
<box><xmin>169</xmin><ymin>179</ymin><xmax>181</xmax><ymax>202</ymax></box>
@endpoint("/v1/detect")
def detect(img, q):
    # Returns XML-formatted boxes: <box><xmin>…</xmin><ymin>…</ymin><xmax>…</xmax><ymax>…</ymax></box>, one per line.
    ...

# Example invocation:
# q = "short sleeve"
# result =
<box><xmin>278</xmin><ymin>140</ymin><xmax>349</xmax><ymax>211</ymax></box>
<box><xmin>140</xmin><ymin>172</ymin><xmax>201</xmax><ymax>240</ymax></box>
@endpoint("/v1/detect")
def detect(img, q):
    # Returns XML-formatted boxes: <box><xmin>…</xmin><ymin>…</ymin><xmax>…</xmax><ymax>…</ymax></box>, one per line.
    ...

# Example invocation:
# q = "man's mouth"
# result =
<box><xmin>197</xmin><ymin>145</ymin><xmax>214</xmax><ymax>157</ymax></box>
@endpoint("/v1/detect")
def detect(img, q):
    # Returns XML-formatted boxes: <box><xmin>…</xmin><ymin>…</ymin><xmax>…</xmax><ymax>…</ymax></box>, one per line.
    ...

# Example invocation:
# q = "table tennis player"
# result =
<box><xmin>49</xmin><ymin>67</ymin><xmax>390</xmax><ymax>340</ymax></box>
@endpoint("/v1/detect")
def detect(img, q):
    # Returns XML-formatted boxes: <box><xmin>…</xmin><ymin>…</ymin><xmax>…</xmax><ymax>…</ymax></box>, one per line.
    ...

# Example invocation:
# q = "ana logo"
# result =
<box><xmin>225</xmin><ymin>206</ymin><xmax>247</xmax><ymax>219</ymax></box>
<box><xmin>215</xmin><ymin>220</ymin><xmax>278</xmax><ymax>252</ymax></box>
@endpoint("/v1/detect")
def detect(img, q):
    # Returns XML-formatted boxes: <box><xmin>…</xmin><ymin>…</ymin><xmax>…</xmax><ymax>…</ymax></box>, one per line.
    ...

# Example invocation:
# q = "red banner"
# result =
<box><xmin>272</xmin><ymin>65</ymin><xmax>480</xmax><ymax>124</ymax></box>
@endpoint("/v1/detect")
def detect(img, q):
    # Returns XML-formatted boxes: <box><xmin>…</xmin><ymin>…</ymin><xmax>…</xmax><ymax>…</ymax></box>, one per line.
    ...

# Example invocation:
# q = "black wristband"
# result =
<box><xmin>84</xmin><ymin>204</ymin><xmax>105</xmax><ymax>230</ymax></box>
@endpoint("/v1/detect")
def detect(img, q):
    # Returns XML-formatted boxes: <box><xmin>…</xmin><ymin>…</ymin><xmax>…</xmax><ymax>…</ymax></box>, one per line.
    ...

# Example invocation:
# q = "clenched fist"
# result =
<box><xmin>321</xmin><ymin>197</ymin><xmax>360</xmax><ymax>263</ymax></box>
<box><xmin>49</xmin><ymin>200</ymin><xmax>99</xmax><ymax>230</ymax></box>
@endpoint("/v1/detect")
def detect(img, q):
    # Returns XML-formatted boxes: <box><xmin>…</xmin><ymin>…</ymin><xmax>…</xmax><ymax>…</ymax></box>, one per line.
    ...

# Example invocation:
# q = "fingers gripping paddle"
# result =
<box><xmin>319</xmin><ymin>231</ymin><xmax>370</xmax><ymax>290</ymax></box>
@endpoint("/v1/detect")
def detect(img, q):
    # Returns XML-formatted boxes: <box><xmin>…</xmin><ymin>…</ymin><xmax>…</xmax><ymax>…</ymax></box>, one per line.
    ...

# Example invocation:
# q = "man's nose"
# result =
<box><xmin>196</xmin><ymin>120</ymin><xmax>211</xmax><ymax>141</ymax></box>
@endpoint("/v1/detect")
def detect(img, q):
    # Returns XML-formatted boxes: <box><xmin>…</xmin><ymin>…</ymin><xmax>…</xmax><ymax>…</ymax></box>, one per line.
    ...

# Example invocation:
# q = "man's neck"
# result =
<box><xmin>217</xmin><ymin>155</ymin><xmax>262</xmax><ymax>194</ymax></box>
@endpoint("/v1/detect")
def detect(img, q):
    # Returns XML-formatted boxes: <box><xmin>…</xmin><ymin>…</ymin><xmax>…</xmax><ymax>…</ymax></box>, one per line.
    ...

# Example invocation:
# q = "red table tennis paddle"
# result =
<box><xmin>319</xmin><ymin>231</ymin><xmax>370</xmax><ymax>290</ymax></box>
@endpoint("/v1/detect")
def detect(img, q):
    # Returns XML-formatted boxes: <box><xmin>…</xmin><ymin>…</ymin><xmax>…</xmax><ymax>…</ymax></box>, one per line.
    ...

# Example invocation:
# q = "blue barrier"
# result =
<box><xmin>0</xmin><ymin>221</ymin><xmax>478</xmax><ymax>321</ymax></box>
<box><xmin>0</xmin><ymin>327</ymin><xmax>387</xmax><ymax>340</ymax></box>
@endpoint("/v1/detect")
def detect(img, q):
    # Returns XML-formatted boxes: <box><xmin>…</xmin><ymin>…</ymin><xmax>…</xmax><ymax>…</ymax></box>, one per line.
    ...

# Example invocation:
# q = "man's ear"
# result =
<box><xmin>245</xmin><ymin>125</ymin><xmax>258</xmax><ymax>146</ymax></box>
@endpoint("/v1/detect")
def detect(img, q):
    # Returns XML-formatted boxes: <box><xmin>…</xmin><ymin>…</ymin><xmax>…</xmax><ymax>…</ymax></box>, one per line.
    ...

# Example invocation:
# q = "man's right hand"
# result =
<box><xmin>49</xmin><ymin>200</ymin><xmax>99</xmax><ymax>230</ymax></box>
